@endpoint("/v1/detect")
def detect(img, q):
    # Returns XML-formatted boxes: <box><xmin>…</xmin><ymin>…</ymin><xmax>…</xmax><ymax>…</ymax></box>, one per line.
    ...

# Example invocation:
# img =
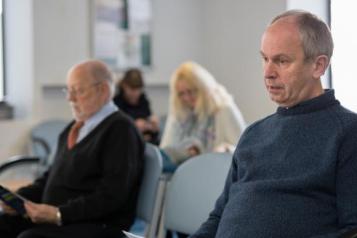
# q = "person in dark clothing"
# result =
<box><xmin>190</xmin><ymin>10</ymin><xmax>357</xmax><ymax>238</ymax></box>
<box><xmin>0</xmin><ymin>60</ymin><xmax>144</xmax><ymax>238</ymax></box>
<box><xmin>113</xmin><ymin>68</ymin><xmax>160</xmax><ymax>145</ymax></box>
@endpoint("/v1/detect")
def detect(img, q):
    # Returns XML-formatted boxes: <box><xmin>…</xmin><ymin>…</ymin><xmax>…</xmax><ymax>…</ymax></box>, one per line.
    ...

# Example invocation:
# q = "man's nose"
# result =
<box><xmin>263</xmin><ymin>61</ymin><xmax>277</xmax><ymax>79</ymax></box>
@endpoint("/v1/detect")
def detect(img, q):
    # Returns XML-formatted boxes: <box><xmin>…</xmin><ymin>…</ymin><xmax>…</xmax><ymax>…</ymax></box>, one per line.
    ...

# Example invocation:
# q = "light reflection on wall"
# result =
<box><xmin>331</xmin><ymin>0</ymin><xmax>357</xmax><ymax>112</ymax></box>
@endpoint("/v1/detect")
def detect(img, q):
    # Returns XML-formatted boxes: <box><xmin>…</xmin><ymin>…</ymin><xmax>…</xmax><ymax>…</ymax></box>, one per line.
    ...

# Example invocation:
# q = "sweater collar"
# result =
<box><xmin>277</xmin><ymin>89</ymin><xmax>339</xmax><ymax>116</ymax></box>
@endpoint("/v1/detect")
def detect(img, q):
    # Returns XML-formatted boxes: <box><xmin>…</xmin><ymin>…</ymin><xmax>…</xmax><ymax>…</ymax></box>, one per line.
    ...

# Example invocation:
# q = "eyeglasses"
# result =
<box><xmin>177</xmin><ymin>89</ymin><xmax>197</xmax><ymax>98</ymax></box>
<box><xmin>62</xmin><ymin>81</ymin><xmax>103</xmax><ymax>98</ymax></box>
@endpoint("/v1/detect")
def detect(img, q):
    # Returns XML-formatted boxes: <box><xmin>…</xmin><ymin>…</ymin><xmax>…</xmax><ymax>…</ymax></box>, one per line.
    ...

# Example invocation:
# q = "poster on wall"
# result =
<box><xmin>93</xmin><ymin>0</ymin><xmax>152</xmax><ymax>71</ymax></box>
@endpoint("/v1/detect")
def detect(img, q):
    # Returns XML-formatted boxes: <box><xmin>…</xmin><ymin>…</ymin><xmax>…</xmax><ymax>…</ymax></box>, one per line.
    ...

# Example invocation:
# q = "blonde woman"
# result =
<box><xmin>160</xmin><ymin>61</ymin><xmax>246</xmax><ymax>172</ymax></box>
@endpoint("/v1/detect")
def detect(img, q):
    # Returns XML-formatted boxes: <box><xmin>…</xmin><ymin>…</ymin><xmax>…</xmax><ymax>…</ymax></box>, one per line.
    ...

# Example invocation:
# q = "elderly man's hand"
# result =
<box><xmin>24</xmin><ymin>201</ymin><xmax>59</xmax><ymax>224</ymax></box>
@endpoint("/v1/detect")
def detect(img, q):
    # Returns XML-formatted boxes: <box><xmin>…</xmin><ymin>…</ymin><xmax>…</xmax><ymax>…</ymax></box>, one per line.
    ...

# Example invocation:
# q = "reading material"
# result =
<box><xmin>0</xmin><ymin>185</ymin><xmax>26</xmax><ymax>215</ymax></box>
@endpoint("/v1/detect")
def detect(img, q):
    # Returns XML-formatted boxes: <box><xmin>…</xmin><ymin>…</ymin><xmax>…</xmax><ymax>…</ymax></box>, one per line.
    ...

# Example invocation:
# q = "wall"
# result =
<box><xmin>148</xmin><ymin>0</ymin><xmax>204</xmax><ymax>85</ymax></box>
<box><xmin>0</xmin><ymin>120</ymin><xmax>31</xmax><ymax>160</ymax></box>
<box><xmin>201</xmin><ymin>0</ymin><xmax>286</xmax><ymax>123</ymax></box>
<box><xmin>33</xmin><ymin>0</ymin><xmax>91</xmax><ymax>120</ymax></box>
<box><xmin>287</xmin><ymin>0</ymin><xmax>329</xmax><ymax>22</ymax></box>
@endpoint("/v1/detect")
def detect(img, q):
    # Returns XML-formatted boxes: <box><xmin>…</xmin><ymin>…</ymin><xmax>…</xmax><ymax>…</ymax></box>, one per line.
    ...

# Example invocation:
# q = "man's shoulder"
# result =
<box><xmin>243</xmin><ymin>113</ymin><xmax>276</xmax><ymax>133</ymax></box>
<box><xmin>334</xmin><ymin>105</ymin><xmax>357</xmax><ymax>119</ymax></box>
<box><xmin>99</xmin><ymin>111</ymin><xmax>136</xmax><ymax>130</ymax></box>
<box><xmin>91</xmin><ymin>111</ymin><xmax>143</xmax><ymax>146</ymax></box>
<box><xmin>327</xmin><ymin>104</ymin><xmax>357</xmax><ymax>130</ymax></box>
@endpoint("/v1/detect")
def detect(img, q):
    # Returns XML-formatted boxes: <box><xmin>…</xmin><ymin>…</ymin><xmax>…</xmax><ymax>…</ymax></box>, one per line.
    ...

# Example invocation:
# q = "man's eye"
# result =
<box><xmin>279</xmin><ymin>59</ymin><xmax>288</xmax><ymax>64</ymax></box>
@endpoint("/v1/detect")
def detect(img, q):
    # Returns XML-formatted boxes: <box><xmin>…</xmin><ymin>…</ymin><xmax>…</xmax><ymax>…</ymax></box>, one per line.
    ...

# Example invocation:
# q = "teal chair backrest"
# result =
<box><xmin>163</xmin><ymin>152</ymin><xmax>232</xmax><ymax>235</ymax></box>
<box><xmin>30</xmin><ymin>119</ymin><xmax>68</xmax><ymax>163</ymax></box>
<box><xmin>136</xmin><ymin>143</ymin><xmax>163</xmax><ymax>221</ymax></box>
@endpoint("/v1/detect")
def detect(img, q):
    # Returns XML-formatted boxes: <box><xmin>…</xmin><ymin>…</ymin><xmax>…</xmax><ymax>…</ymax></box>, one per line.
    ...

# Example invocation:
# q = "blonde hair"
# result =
<box><xmin>169</xmin><ymin>61</ymin><xmax>233</xmax><ymax>122</ymax></box>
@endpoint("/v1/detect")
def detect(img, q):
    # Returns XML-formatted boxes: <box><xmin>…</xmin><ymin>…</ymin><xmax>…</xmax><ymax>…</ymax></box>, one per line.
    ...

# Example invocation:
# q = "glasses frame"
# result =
<box><xmin>177</xmin><ymin>88</ymin><xmax>198</xmax><ymax>99</ymax></box>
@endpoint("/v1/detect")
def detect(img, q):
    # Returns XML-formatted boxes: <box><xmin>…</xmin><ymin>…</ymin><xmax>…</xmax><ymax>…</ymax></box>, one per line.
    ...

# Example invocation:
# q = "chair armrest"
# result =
<box><xmin>31</xmin><ymin>137</ymin><xmax>51</xmax><ymax>159</ymax></box>
<box><xmin>0</xmin><ymin>155</ymin><xmax>40</xmax><ymax>174</ymax></box>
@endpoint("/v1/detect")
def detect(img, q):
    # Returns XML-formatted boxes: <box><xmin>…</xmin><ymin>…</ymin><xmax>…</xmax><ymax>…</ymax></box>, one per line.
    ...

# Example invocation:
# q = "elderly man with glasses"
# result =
<box><xmin>0</xmin><ymin>60</ymin><xmax>144</xmax><ymax>238</ymax></box>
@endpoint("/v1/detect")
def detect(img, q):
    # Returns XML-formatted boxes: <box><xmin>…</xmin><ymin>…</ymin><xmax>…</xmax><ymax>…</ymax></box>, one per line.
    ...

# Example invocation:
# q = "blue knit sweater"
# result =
<box><xmin>191</xmin><ymin>90</ymin><xmax>357</xmax><ymax>238</ymax></box>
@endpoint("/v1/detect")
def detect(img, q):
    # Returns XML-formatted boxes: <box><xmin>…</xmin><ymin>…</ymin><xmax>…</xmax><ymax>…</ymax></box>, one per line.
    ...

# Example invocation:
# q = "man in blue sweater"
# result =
<box><xmin>191</xmin><ymin>10</ymin><xmax>357</xmax><ymax>238</ymax></box>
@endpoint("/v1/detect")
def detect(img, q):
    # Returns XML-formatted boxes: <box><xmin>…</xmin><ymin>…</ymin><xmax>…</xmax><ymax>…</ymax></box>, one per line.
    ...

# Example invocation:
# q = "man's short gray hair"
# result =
<box><xmin>271</xmin><ymin>10</ymin><xmax>334</xmax><ymax>62</ymax></box>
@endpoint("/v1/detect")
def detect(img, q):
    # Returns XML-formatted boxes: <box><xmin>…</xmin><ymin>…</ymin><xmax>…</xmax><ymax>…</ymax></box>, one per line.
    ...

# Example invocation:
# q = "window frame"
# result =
<box><xmin>0</xmin><ymin>0</ymin><xmax>6</xmax><ymax>102</ymax></box>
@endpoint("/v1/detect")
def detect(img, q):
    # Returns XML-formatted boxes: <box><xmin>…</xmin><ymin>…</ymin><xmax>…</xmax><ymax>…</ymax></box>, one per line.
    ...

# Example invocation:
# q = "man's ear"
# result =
<box><xmin>99</xmin><ymin>82</ymin><xmax>110</xmax><ymax>102</ymax></box>
<box><xmin>312</xmin><ymin>55</ymin><xmax>329</xmax><ymax>79</ymax></box>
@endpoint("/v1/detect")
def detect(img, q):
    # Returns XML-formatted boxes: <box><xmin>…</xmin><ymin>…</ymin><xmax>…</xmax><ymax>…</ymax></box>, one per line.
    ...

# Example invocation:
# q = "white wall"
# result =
<box><xmin>33</xmin><ymin>0</ymin><xmax>91</xmax><ymax>120</ymax></box>
<box><xmin>201</xmin><ymin>0</ymin><xmax>285</xmax><ymax>123</ymax></box>
<box><xmin>0</xmin><ymin>120</ymin><xmax>31</xmax><ymax>160</ymax></box>
<box><xmin>148</xmin><ymin>0</ymin><xmax>204</xmax><ymax>84</ymax></box>
<box><xmin>287</xmin><ymin>0</ymin><xmax>329</xmax><ymax>20</ymax></box>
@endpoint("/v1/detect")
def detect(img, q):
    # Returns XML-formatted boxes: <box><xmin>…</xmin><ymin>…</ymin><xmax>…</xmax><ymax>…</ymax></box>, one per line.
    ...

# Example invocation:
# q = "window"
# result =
<box><xmin>0</xmin><ymin>0</ymin><xmax>4</xmax><ymax>102</ymax></box>
<box><xmin>331</xmin><ymin>0</ymin><xmax>357</xmax><ymax>112</ymax></box>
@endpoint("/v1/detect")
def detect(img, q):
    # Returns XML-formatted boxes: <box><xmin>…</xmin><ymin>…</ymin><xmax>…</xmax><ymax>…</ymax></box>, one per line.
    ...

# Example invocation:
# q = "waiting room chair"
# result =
<box><xmin>0</xmin><ymin>155</ymin><xmax>40</xmax><ymax>191</ymax></box>
<box><xmin>135</xmin><ymin>143</ymin><xmax>165</xmax><ymax>238</ymax></box>
<box><xmin>0</xmin><ymin>119</ymin><xmax>68</xmax><ymax>190</ymax></box>
<box><xmin>155</xmin><ymin>152</ymin><xmax>357</xmax><ymax>238</ymax></box>
<box><xmin>30</xmin><ymin>119</ymin><xmax>68</xmax><ymax>165</ymax></box>
<box><xmin>158</xmin><ymin>152</ymin><xmax>232</xmax><ymax>237</ymax></box>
